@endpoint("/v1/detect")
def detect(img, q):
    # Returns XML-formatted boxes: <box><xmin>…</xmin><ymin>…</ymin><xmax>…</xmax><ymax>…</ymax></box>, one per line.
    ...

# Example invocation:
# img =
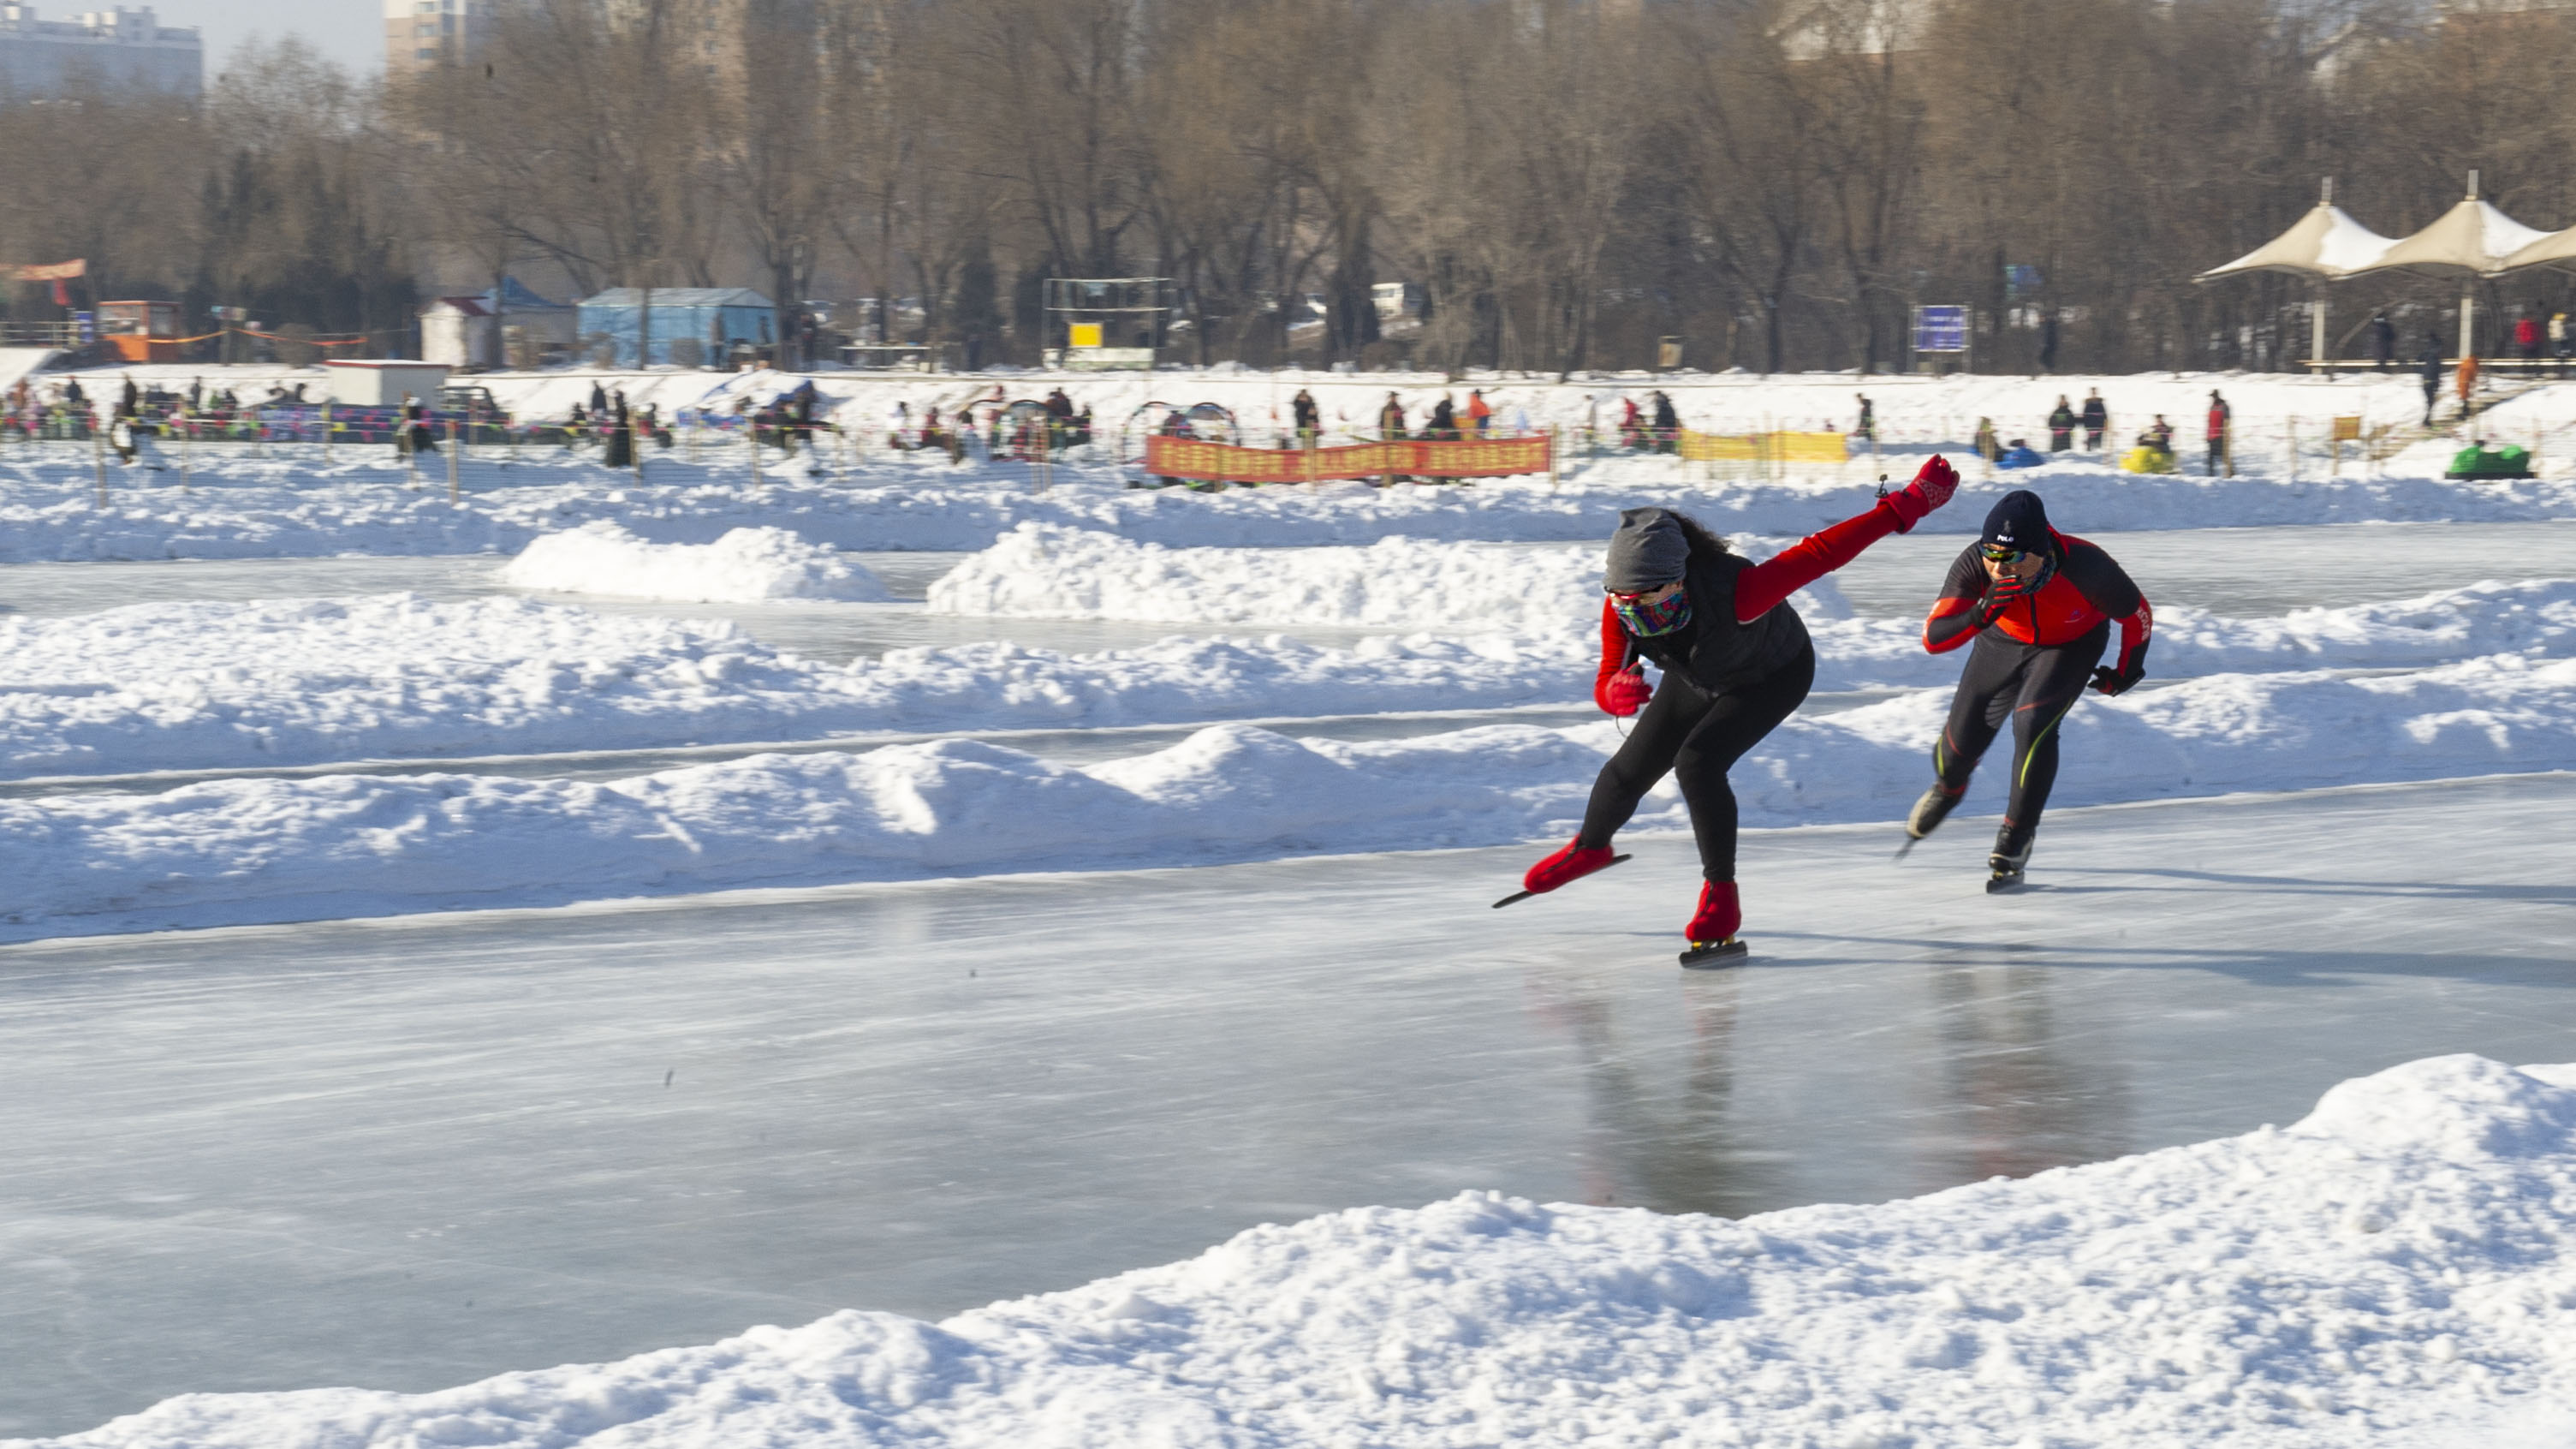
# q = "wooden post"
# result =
<box><xmin>91</xmin><ymin>414</ymin><xmax>105</xmax><ymax>508</ymax></box>
<box><xmin>447</xmin><ymin>420</ymin><xmax>460</xmax><ymax>502</ymax></box>
<box><xmin>178</xmin><ymin>411</ymin><xmax>190</xmax><ymax>490</ymax></box>
<box><xmin>1547</xmin><ymin>425</ymin><xmax>1560</xmax><ymax>491</ymax></box>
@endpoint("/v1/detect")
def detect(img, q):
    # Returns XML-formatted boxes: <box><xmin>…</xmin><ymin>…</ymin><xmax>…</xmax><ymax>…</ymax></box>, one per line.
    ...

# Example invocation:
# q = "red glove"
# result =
<box><xmin>1880</xmin><ymin>455</ymin><xmax>1960</xmax><ymax>533</ymax></box>
<box><xmin>1600</xmin><ymin>667</ymin><xmax>1652</xmax><ymax>716</ymax></box>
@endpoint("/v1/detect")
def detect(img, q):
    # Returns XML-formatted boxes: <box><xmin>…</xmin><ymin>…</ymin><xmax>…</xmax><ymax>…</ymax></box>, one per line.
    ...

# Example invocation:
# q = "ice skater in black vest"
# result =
<box><xmin>1504</xmin><ymin>456</ymin><xmax>1961</xmax><ymax>964</ymax></box>
<box><xmin>1902</xmin><ymin>490</ymin><xmax>2152</xmax><ymax>891</ymax></box>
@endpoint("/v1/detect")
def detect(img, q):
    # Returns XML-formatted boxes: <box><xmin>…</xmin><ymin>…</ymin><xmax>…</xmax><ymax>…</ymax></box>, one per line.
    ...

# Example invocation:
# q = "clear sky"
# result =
<box><xmin>147</xmin><ymin>0</ymin><xmax>383</xmax><ymax>80</ymax></box>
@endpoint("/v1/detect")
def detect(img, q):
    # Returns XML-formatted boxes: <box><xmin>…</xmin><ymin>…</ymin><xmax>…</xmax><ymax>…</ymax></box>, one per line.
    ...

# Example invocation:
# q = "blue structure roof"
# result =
<box><xmin>580</xmin><ymin>288</ymin><xmax>772</xmax><ymax>308</ymax></box>
<box><xmin>575</xmin><ymin>288</ymin><xmax>776</xmax><ymax>367</ymax></box>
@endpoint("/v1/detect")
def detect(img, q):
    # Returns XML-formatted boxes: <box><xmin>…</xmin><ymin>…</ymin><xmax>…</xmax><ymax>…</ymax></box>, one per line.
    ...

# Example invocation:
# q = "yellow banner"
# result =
<box><xmin>1678</xmin><ymin>429</ymin><xmax>1849</xmax><ymax>464</ymax></box>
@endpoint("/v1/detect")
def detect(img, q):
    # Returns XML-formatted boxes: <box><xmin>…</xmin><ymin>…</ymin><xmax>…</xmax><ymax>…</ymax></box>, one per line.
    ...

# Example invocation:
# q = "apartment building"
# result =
<box><xmin>0</xmin><ymin>4</ymin><xmax>200</xmax><ymax>98</ymax></box>
<box><xmin>385</xmin><ymin>0</ymin><xmax>497</xmax><ymax>75</ymax></box>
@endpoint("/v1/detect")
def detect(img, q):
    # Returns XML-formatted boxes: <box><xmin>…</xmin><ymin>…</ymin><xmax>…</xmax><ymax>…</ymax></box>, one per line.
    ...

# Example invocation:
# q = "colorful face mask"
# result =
<box><xmin>1610</xmin><ymin>586</ymin><xmax>1693</xmax><ymax>636</ymax></box>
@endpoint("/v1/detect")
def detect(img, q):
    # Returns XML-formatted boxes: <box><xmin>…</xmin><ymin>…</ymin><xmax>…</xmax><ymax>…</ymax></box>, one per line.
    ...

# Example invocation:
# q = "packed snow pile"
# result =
<box><xmin>0</xmin><ymin>596</ymin><xmax>1591</xmax><ymax>778</ymax></box>
<box><xmin>19</xmin><ymin>649</ymin><xmax>2576</xmax><ymax>936</ymax></box>
<box><xmin>927</xmin><ymin>523</ymin><xmax>1848</xmax><ymax>629</ymax></box>
<box><xmin>27</xmin><ymin>1053</ymin><xmax>2576</xmax><ymax>1447</ymax></box>
<box><xmin>11</xmin><ymin>450</ymin><xmax>2576</xmax><ymax>563</ymax></box>
<box><xmin>1806</xmin><ymin>576</ymin><xmax>2576</xmax><ymax>689</ymax></box>
<box><xmin>500</xmin><ymin>522</ymin><xmax>890</xmax><ymax>602</ymax></box>
<box><xmin>15</xmin><ymin>579</ymin><xmax>2576</xmax><ymax>780</ymax></box>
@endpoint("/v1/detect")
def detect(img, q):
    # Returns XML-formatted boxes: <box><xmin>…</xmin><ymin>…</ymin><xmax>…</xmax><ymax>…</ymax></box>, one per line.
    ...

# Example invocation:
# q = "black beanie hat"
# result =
<box><xmin>1979</xmin><ymin>490</ymin><xmax>2054</xmax><ymax>555</ymax></box>
<box><xmin>1603</xmin><ymin>507</ymin><xmax>1691</xmax><ymax>593</ymax></box>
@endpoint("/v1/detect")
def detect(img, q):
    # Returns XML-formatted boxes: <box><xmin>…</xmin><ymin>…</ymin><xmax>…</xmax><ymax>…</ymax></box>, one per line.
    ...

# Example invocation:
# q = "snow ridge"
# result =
<box><xmin>13</xmin><ymin>652</ymin><xmax>2576</xmax><ymax>939</ymax></box>
<box><xmin>13</xmin><ymin>457</ymin><xmax>2576</xmax><ymax>562</ymax></box>
<box><xmin>925</xmin><ymin>522</ymin><xmax>1847</xmax><ymax>628</ymax></box>
<box><xmin>499</xmin><ymin>522</ymin><xmax>890</xmax><ymax>601</ymax></box>
<box><xmin>25</xmin><ymin>1054</ymin><xmax>2576</xmax><ymax>1447</ymax></box>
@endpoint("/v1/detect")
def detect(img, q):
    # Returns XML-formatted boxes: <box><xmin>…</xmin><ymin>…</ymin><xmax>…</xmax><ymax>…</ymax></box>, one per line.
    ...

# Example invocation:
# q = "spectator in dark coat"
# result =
<box><xmin>2047</xmin><ymin>397</ymin><xmax>2076</xmax><ymax>452</ymax></box>
<box><xmin>2419</xmin><ymin>336</ymin><xmax>2445</xmax><ymax>426</ymax></box>
<box><xmin>2369</xmin><ymin>312</ymin><xmax>2396</xmax><ymax>371</ymax></box>
<box><xmin>2079</xmin><ymin>390</ymin><xmax>2108</xmax><ymax>450</ymax></box>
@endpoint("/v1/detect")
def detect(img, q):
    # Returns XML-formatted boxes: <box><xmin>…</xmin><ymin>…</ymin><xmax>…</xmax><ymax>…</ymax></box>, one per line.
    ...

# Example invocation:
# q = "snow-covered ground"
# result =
<box><xmin>15</xmin><ymin>367</ymin><xmax>2576</xmax><ymax>1442</ymax></box>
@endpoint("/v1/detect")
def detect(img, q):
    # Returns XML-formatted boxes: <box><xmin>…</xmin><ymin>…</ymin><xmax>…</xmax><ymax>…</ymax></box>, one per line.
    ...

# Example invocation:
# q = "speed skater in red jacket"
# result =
<box><xmin>1518</xmin><ymin>455</ymin><xmax>1962</xmax><ymax>956</ymax></box>
<box><xmin>1904</xmin><ymin>488</ymin><xmax>2151</xmax><ymax>881</ymax></box>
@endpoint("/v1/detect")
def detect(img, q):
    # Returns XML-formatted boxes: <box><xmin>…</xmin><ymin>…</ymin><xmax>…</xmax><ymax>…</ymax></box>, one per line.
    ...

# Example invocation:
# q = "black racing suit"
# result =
<box><xmin>1578</xmin><ymin>541</ymin><xmax>1817</xmax><ymax>885</ymax></box>
<box><xmin>1922</xmin><ymin>532</ymin><xmax>2151</xmax><ymax>851</ymax></box>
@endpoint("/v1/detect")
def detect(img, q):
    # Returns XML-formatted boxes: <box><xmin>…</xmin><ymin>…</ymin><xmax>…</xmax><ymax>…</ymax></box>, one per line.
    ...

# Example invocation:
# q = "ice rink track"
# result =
<box><xmin>5</xmin><ymin>775</ymin><xmax>2576</xmax><ymax>1435</ymax></box>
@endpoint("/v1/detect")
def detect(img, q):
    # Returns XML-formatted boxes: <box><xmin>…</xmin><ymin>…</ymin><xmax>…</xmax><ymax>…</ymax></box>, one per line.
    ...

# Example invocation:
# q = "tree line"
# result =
<box><xmin>5</xmin><ymin>0</ymin><xmax>2576</xmax><ymax>374</ymax></box>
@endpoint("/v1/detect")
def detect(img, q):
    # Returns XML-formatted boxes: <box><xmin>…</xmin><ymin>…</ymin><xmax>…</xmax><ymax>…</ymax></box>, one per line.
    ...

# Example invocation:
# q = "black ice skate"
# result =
<box><xmin>1678</xmin><ymin>938</ymin><xmax>1750</xmax><ymax>969</ymax></box>
<box><xmin>1985</xmin><ymin>824</ymin><xmax>2034</xmax><ymax>893</ymax></box>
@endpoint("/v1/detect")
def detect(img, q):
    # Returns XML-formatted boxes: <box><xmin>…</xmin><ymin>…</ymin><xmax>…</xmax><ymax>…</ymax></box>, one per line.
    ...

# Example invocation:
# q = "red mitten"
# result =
<box><xmin>1599</xmin><ymin>667</ymin><xmax>1652</xmax><ymax>717</ymax></box>
<box><xmin>1687</xmin><ymin>880</ymin><xmax>1741</xmax><ymax>945</ymax></box>
<box><xmin>1524</xmin><ymin>839</ymin><xmax>1619</xmax><ymax>894</ymax></box>
<box><xmin>1881</xmin><ymin>455</ymin><xmax>1960</xmax><ymax>533</ymax></box>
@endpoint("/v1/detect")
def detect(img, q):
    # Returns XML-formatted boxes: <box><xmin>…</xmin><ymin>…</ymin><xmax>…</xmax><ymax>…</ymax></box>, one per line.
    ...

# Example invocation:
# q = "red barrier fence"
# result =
<box><xmin>1145</xmin><ymin>433</ymin><xmax>1551</xmax><ymax>482</ymax></box>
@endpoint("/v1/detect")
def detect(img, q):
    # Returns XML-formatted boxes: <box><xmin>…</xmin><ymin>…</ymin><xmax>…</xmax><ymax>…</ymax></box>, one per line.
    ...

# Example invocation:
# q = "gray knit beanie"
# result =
<box><xmin>1603</xmin><ymin>507</ymin><xmax>1689</xmax><ymax>593</ymax></box>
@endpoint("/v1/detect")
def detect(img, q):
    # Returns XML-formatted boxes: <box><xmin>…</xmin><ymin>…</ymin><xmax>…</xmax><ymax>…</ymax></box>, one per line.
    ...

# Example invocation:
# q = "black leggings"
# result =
<box><xmin>1576</xmin><ymin>643</ymin><xmax>1815</xmax><ymax>883</ymax></box>
<box><xmin>1933</xmin><ymin>624</ymin><xmax>2108</xmax><ymax>839</ymax></box>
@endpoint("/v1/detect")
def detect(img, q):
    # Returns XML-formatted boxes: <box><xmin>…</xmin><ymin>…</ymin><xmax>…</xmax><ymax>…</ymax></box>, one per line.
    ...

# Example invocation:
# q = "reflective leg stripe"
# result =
<box><xmin>2015</xmin><ymin>695</ymin><xmax>2082</xmax><ymax>788</ymax></box>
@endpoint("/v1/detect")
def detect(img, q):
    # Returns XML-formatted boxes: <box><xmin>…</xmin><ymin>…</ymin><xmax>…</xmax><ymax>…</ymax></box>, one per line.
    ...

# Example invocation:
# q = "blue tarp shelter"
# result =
<box><xmin>575</xmin><ymin>287</ymin><xmax>776</xmax><ymax>367</ymax></box>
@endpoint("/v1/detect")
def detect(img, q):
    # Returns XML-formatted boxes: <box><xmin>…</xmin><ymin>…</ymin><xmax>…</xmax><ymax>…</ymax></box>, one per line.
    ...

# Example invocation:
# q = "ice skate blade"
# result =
<box><xmin>1985</xmin><ymin>871</ymin><xmax>2027</xmax><ymax>894</ymax></box>
<box><xmin>1490</xmin><ymin>853</ymin><xmax>1631</xmax><ymax>909</ymax></box>
<box><xmin>1678</xmin><ymin>938</ymin><xmax>1749</xmax><ymax>969</ymax></box>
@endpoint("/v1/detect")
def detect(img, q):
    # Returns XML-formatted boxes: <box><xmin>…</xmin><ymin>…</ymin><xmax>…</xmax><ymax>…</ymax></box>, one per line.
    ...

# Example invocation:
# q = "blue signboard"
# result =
<box><xmin>1913</xmin><ymin>305</ymin><xmax>1967</xmax><ymax>354</ymax></box>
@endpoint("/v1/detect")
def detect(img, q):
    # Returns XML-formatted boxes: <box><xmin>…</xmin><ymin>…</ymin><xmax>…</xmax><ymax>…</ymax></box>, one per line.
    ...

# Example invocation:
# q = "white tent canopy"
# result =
<box><xmin>2499</xmin><ymin>222</ymin><xmax>2576</xmax><ymax>275</ymax></box>
<box><xmin>2198</xmin><ymin>200</ymin><xmax>2397</xmax><ymax>282</ymax></box>
<box><xmin>2347</xmin><ymin>191</ymin><xmax>2552</xmax><ymax>279</ymax></box>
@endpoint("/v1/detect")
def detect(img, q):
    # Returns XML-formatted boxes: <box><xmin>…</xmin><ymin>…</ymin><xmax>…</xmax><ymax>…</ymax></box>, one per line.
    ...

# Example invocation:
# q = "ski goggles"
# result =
<box><xmin>1609</xmin><ymin>585</ymin><xmax>1693</xmax><ymax>636</ymax></box>
<box><xmin>1979</xmin><ymin>544</ymin><xmax>2031</xmax><ymax>564</ymax></box>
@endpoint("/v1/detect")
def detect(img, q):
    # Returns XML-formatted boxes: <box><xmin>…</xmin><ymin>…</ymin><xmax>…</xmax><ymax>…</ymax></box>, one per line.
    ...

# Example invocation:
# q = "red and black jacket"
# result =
<box><xmin>1923</xmin><ymin>528</ymin><xmax>2151</xmax><ymax>677</ymax></box>
<box><xmin>1595</xmin><ymin>496</ymin><xmax>1917</xmax><ymax>709</ymax></box>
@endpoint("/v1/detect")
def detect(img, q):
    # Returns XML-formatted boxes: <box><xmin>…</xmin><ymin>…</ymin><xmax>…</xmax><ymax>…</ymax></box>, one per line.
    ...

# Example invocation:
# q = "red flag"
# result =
<box><xmin>51</xmin><ymin>278</ymin><xmax>68</xmax><ymax>307</ymax></box>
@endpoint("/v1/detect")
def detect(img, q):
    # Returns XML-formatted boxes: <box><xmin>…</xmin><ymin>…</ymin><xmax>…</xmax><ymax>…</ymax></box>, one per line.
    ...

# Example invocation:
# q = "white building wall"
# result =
<box><xmin>0</xmin><ymin>5</ymin><xmax>201</xmax><ymax>98</ymax></box>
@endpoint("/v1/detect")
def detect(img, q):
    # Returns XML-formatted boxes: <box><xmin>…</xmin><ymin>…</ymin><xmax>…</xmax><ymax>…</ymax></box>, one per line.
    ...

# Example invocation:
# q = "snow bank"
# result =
<box><xmin>0</xmin><ymin>595</ymin><xmax>1590</xmax><ymax>779</ymax></box>
<box><xmin>928</xmin><ymin>523</ymin><xmax>1847</xmax><ymax>629</ymax></box>
<box><xmin>15</xmin><ymin>450</ymin><xmax>2576</xmax><ymax>563</ymax></box>
<box><xmin>1807</xmin><ymin>576</ymin><xmax>2576</xmax><ymax>689</ymax></box>
<box><xmin>498</xmin><ymin>522</ymin><xmax>889</xmax><ymax>601</ymax></box>
<box><xmin>22</xmin><ymin>576</ymin><xmax>2572</xmax><ymax>781</ymax></box>
<box><xmin>18</xmin><ymin>650</ymin><xmax>2576</xmax><ymax>937</ymax></box>
<box><xmin>28</xmin><ymin>1053</ymin><xmax>2576</xmax><ymax>1446</ymax></box>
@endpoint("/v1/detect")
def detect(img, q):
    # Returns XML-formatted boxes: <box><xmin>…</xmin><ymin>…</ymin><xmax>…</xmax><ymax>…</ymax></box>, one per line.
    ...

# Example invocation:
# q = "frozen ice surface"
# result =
<box><xmin>5</xmin><ymin>775</ymin><xmax>2576</xmax><ymax>1440</ymax></box>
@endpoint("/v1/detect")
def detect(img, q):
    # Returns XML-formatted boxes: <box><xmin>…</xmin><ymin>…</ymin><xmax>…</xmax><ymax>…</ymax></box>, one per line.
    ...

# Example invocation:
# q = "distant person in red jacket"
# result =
<box><xmin>2204</xmin><ymin>391</ymin><xmax>2231</xmax><ymax>476</ymax></box>
<box><xmin>1902</xmin><ymin>490</ymin><xmax>2153</xmax><ymax>889</ymax></box>
<box><xmin>1514</xmin><ymin>456</ymin><xmax>1962</xmax><ymax>962</ymax></box>
<box><xmin>2516</xmin><ymin>307</ymin><xmax>2544</xmax><ymax>361</ymax></box>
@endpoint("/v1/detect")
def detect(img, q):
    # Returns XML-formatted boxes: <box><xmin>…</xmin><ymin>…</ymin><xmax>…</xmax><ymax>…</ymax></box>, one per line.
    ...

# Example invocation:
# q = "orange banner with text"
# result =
<box><xmin>1145</xmin><ymin>434</ymin><xmax>1550</xmax><ymax>482</ymax></box>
